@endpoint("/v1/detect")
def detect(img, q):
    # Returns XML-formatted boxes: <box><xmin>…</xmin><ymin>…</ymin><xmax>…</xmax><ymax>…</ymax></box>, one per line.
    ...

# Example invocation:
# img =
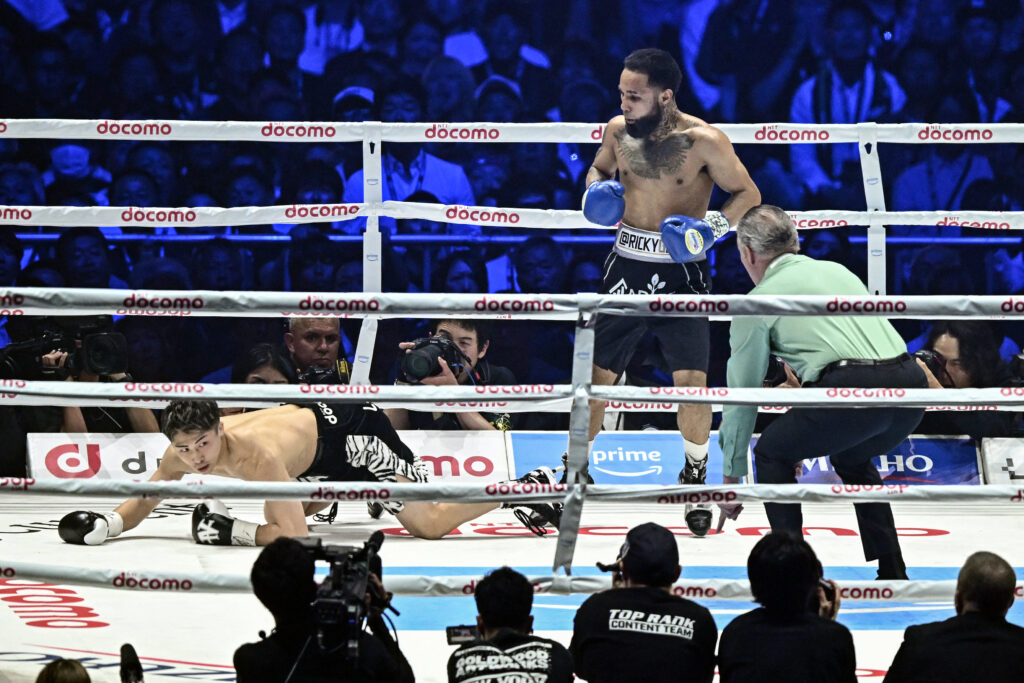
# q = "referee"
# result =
<box><xmin>718</xmin><ymin>205</ymin><xmax>927</xmax><ymax>580</ymax></box>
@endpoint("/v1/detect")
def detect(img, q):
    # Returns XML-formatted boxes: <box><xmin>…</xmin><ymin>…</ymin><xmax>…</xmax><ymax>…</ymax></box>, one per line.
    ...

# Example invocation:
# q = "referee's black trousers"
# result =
<box><xmin>753</xmin><ymin>356</ymin><xmax>926</xmax><ymax>561</ymax></box>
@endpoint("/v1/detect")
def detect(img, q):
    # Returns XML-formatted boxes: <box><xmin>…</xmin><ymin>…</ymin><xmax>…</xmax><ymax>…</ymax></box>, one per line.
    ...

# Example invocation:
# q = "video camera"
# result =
<box><xmin>398</xmin><ymin>335</ymin><xmax>469</xmax><ymax>383</ymax></box>
<box><xmin>294</xmin><ymin>531</ymin><xmax>394</xmax><ymax>662</ymax></box>
<box><xmin>0</xmin><ymin>316</ymin><xmax>127</xmax><ymax>380</ymax></box>
<box><xmin>297</xmin><ymin>359</ymin><xmax>352</xmax><ymax>385</ymax></box>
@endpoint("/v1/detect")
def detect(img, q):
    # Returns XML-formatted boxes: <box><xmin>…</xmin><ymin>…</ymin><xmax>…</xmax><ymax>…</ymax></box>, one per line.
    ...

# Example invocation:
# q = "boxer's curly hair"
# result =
<box><xmin>161</xmin><ymin>400</ymin><xmax>220</xmax><ymax>440</ymax></box>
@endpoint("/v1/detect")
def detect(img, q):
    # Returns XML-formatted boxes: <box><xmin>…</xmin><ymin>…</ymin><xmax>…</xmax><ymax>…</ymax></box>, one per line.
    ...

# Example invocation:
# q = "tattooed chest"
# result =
<box><xmin>615</xmin><ymin>131</ymin><xmax>695</xmax><ymax>180</ymax></box>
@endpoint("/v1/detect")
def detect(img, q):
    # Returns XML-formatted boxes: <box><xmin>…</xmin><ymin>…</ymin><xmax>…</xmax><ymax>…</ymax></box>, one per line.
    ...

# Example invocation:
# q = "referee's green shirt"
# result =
<box><xmin>717</xmin><ymin>253</ymin><xmax>908</xmax><ymax>477</ymax></box>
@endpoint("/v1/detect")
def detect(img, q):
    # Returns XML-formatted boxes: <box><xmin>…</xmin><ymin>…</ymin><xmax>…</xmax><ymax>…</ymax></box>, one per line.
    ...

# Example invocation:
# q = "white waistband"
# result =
<box><xmin>613</xmin><ymin>223</ymin><xmax>675</xmax><ymax>263</ymax></box>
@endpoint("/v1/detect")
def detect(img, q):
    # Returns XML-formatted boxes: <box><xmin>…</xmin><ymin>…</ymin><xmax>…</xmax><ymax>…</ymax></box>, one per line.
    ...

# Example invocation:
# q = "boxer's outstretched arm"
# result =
<box><xmin>114</xmin><ymin>446</ymin><xmax>185</xmax><ymax>531</ymax></box>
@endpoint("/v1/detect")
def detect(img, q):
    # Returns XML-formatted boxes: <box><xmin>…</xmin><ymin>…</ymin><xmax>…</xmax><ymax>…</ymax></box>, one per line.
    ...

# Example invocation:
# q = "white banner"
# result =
<box><xmin>979</xmin><ymin>438</ymin><xmax>1024</xmax><ymax>485</ymax></box>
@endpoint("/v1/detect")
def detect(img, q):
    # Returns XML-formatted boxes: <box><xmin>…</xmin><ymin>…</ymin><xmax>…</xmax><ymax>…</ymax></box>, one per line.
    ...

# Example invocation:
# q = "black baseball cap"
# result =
<box><xmin>597</xmin><ymin>522</ymin><xmax>679</xmax><ymax>586</ymax></box>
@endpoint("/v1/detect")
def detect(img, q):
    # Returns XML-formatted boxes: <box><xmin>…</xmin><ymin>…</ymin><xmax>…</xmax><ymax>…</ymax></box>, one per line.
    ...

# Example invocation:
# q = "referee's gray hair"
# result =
<box><xmin>736</xmin><ymin>205</ymin><xmax>799</xmax><ymax>257</ymax></box>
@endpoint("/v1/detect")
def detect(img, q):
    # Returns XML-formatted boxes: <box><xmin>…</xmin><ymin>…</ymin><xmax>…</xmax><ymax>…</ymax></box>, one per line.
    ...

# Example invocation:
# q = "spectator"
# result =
<box><xmin>261</xmin><ymin>3</ymin><xmax>317</xmax><ymax>110</ymax></box>
<box><xmin>399</xmin><ymin>15</ymin><xmax>443</xmax><ymax>80</ymax></box>
<box><xmin>220</xmin><ymin>342</ymin><xmax>292</xmax><ymax>415</ymax></box>
<box><xmin>789</xmin><ymin>1</ymin><xmax>904</xmax><ymax>209</ymax></box>
<box><xmin>233</xmin><ymin>536</ymin><xmax>413</xmax><ymax>683</ymax></box>
<box><xmin>109</xmin><ymin>168</ymin><xmax>160</xmax><ymax>210</ymax></box>
<box><xmin>430</xmin><ymin>250</ymin><xmax>488</xmax><ymax>293</ymax></box>
<box><xmin>422</xmin><ymin>55</ymin><xmax>476</xmax><ymax>123</ymax></box>
<box><xmin>0</xmin><ymin>231</ymin><xmax>21</xmax><ymax>286</ymax></box>
<box><xmin>125</xmin><ymin>142</ymin><xmax>178</xmax><ymax>207</ymax></box>
<box><xmin>891</xmin><ymin>43</ymin><xmax>947</xmax><ymax>123</ymax></box>
<box><xmin>0</xmin><ymin>161</ymin><xmax>45</xmax><ymax>205</ymax></box>
<box><xmin>512</xmin><ymin>236</ymin><xmax>565</xmax><ymax>294</ymax></box>
<box><xmin>42</xmin><ymin>142</ymin><xmax>110</xmax><ymax>207</ymax></box>
<box><xmin>472</xmin><ymin>5</ymin><xmax>555</xmax><ymax>115</ymax></box>
<box><xmin>358</xmin><ymin>0</ymin><xmax>404</xmax><ymax>58</ymax></box>
<box><xmin>951</xmin><ymin>2</ymin><xmax>1014</xmax><ymax>123</ymax></box>
<box><xmin>567</xmin><ymin>254</ymin><xmax>603</xmax><ymax>293</ymax></box>
<box><xmin>570</xmin><ymin>522</ymin><xmax>717</xmax><ymax>683</ymax></box>
<box><xmin>718</xmin><ymin>531</ymin><xmax>853</xmax><ymax>683</ymax></box>
<box><xmin>56</xmin><ymin>227</ymin><xmax>128</xmax><ymax>289</ymax></box>
<box><xmin>192</xmin><ymin>238</ymin><xmax>246</xmax><ymax>291</ymax></box>
<box><xmin>463</xmin><ymin>148</ymin><xmax>511</xmax><ymax>209</ymax></box>
<box><xmin>35</xmin><ymin>658</ymin><xmax>89</xmax><ymax>683</ymax></box>
<box><xmin>205</xmin><ymin>28</ymin><xmax>264</xmax><ymax>121</ymax></box>
<box><xmin>448</xmin><ymin>566</ymin><xmax>573</xmax><ymax>683</ymax></box>
<box><xmin>18</xmin><ymin>259</ymin><xmax>64</xmax><ymax>288</ymax></box>
<box><xmin>387</xmin><ymin>318</ymin><xmax>515</xmax><ymax>431</ymax></box>
<box><xmin>429</xmin><ymin>0</ymin><xmax>485</xmax><ymax>67</ymax></box>
<box><xmin>297</xmin><ymin>0</ymin><xmax>363</xmax><ymax>76</ymax></box>
<box><xmin>909</xmin><ymin>0</ymin><xmax>959</xmax><ymax>52</ymax></box>
<box><xmin>114</xmin><ymin>316</ymin><xmax>176</xmax><ymax>384</ymax></box>
<box><xmin>884</xmin><ymin>551</ymin><xmax>1024</xmax><ymax>683</ymax></box>
<box><xmin>289</xmin><ymin>231</ymin><xmax>338</xmax><ymax>293</ymax></box>
<box><xmin>474</xmin><ymin>74</ymin><xmax>524</xmax><ymax>123</ymax></box>
<box><xmin>25</xmin><ymin>34</ymin><xmax>83</xmax><ymax>118</ymax></box>
<box><xmin>283</xmin><ymin>317</ymin><xmax>349</xmax><ymax>380</ymax></box>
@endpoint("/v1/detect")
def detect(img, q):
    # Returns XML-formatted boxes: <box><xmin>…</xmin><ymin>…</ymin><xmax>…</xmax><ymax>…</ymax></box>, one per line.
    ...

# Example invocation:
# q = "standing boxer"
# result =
<box><xmin>579</xmin><ymin>48</ymin><xmax>760</xmax><ymax>536</ymax></box>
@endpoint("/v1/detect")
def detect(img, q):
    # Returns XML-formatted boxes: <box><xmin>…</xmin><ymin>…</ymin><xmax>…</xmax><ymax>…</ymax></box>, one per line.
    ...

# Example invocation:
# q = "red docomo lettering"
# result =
<box><xmin>788</xmin><ymin>215</ymin><xmax>848</xmax><ymax>228</ymax></box>
<box><xmin>917</xmin><ymin>126</ymin><xmax>993</xmax><ymax>141</ymax></box>
<box><xmin>649</xmin><ymin>387</ymin><xmax>729</xmax><ymax>397</ymax></box>
<box><xmin>649</xmin><ymin>297</ymin><xmax>729</xmax><ymax>313</ymax></box>
<box><xmin>434</xmin><ymin>401</ymin><xmax>509</xmax><ymax>408</ymax></box>
<box><xmin>112</xmin><ymin>573</ymin><xmax>193</xmax><ymax>591</ymax></box>
<box><xmin>444</xmin><ymin>205</ymin><xmax>520</xmax><ymax>224</ymax></box>
<box><xmin>124</xmin><ymin>383</ymin><xmax>204</xmax><ymax>394</ymax></box>
<box><xmin>260</xmin><ymin>122</ymin><xmax>336</xmax><ymax>138</ymax></box>
<box><xmin>1001</xmin><ymin>387</ymin><xmax>1024</xmax><ymax>397</ymax></box>
<box><xmin>461</xmin><ymin>579</ymin><xmax>544</xmax><ymax>594</ymax></box>
<box><xmin>424</xmin><ymin>123</ymin><xmax>500</xmax><ymax>140</ymax></box>
<box><xmin>0</xmin><ymin>309</ymin><xmax>22</xmax><ymax>316</ymax></box>
<box><xmin>474</xmin><ymin>297</ymin><xmax>555</xmax><ymax>312</ymax></box>
<box><xmin>0</xmin><ymin>293</ymin><xmax>24</xmax><ymax>306</ymax></box>
<box><xmin>826</xmin><ymin>297</ymin><xmax>906</xmax><ymax>313</ymax></box>
<box><xmin>0</xmin><ymin>579</ymin><xmax>108</xmax><ymax>628</ymax></box>
<box><xmin>825</xmin><ymin>387</ymin><xmax>907</xmax><ymax>399</ymax></box>
<box><xmin>937</xmin><ymin>216</ymin><xmax>1010</xmax><ymax>230</ymax></box>
<box><xmin>0</xmin><ymin>207</ymin><xmax>32</xmax><ymax>221</ymax></box>
<box><xmin>0</xmin><ymin>567</ymin><xmax>14</xmax><ymax>578</ymax></box>
<box><xmin>300</xmin><ymin>384</ymin><xmax>380</xmax><ymax>395</ymax></box>
<box><xmin>299</xmin><ymin>295</ymin><xmax>379</xmax><ymax>312</ymax></box>
<box><xmin>474</xmin><ymin>385</ymin><xmax>554</xmax><ymax>395</ymax></box>
<box><xmin>122</xmin><ymin>293</ymin><xmax>204</xmax><ymax>310</ymax></box>
<box><xmin>1</xmin><ymin>378</ymin><xmax>26</xmax><ymax>389</ymax></box>
<box><xmin>120</xmin><ymin>207</ymin><xmax>196</xmax><ymax>223</ymax></box>
<box><xmin>605</xmin><ymin>401</ymin><xmax>674</xmax><ymax>410</ymax></box>
<box><xmin>1001</xmin><ymin>299</ymin><xmax>1024</xmax><ymax>313</ymax></box>
<box><xmin>1015</xmin><ymin>585</ymin><xmax>1024</xmax><ymax>597</ymax></box>
<box><xmin>285</xmin><ymin>204</ymin><xmax>358</xmax><ymax>218</ymax></box>
<box><xmin>754</xmin><ymin>125</ymin><xmax>830</xmax><ymax>142</ymax></box>
<box><xmin>96</xmin><ymin>120</ymin><xmax>172</xmax><ymax>136</ymax></box>
<box><xmin>310</xmin><ymin>487</ymin><xmax>390</xmax><ymax>501</ymax></box>
<box><xmin>830</xmin><ymin>484</ymin><xmax>908</xmax><ymax>494</ymax></box>
<box><xmin>485</xmin><ymin>482</ymin><xmax>566</xmax><ymax>496</ymax></box>
<box><xmin>0</xmin><ymin>121</ymin><xmax>7</xmax><ymax>133</ymax></box>
<box><xmin>671</xmin><ymin>585</ymin><xmax>717</xmax><ymax>598</ymax></box>
<box><xmin>591</xmin><ymin>125</ymin><xmax>604</xmax><ymax>140</ymax></box>
<box><xmin>0</xmin><ymin>477</ymin><xmax>35</xmax><ymax>490</ymax></box>
<box><xmin>657</xmin><ymin>491</ymin><xmax>738</xmax><ymax>504</ymax></box>
<box><xmin>839</xmin><ymin>586</ymin><xmax>894</xmax><ymax>600</ymax></box>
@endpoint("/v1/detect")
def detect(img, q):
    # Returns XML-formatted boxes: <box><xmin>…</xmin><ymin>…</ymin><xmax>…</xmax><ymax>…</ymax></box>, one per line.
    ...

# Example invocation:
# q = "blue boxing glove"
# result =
<box><xmin>582</xmin><ymin>180</ymin><xmax>625</xmax><ymax>226</ymax></box>
<box><xmin>660</xmin><ymin>211</ymin><xmax>731</xmax><ymax>263</ymax></box>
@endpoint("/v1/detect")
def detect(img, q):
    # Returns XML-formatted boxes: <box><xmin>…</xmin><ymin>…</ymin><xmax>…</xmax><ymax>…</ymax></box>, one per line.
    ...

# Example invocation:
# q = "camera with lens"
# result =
<box><xmin>398</xmin><ymin>335</ymin><xmax>466</xmax><ymax>383</ymax></box>
<box><xmin>294</xmin><ymin>531</ymin><xmax>393</xmax><ymax>660</ymax></box>
<box><xmin>297</xmin><ymin>359</ymin><xmax>352</xmax><ymax>385</ymax></box>
<box><xmin>763</xmin><ymin>354</ymin><xmax>788</xmax><ymax>387</ymax></box>
<box><xmin>0</xmin><ymin>316</ymin><xmax>127</xmax><ymax>380</ymax></box>
<box><xmin>912</xmin><ymin>348</ymin><xmax>952</xmax><ymax>387</ymax></box>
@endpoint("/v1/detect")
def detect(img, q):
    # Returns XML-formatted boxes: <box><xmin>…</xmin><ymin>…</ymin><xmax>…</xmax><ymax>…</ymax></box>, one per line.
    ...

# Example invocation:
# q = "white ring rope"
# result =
<box><xmin>4</xmin><ymin>479</ymin><xmax>1022</xmax><ymax>506</ymax></box>
<box><xmin>0</xmin><ymin>560</ymin><xmax>976</xmax><ymax>602</ymax></box>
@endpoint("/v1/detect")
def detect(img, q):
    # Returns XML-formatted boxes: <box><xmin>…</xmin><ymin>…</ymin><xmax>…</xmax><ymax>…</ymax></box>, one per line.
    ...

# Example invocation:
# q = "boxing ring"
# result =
<box><xmin>0</xmin><ymin>119</ymin><xmax>1023</xmax><ymax>681</ymax></box>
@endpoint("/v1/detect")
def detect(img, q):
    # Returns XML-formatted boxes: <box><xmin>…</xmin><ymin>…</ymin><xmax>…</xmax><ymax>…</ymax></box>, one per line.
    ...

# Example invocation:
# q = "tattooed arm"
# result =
<box><xmin>695</xmin><ymin>127</ymin><xmax>761</xmax><ymax>225</ymax></box>
<box><xmin>586</xmin><ymin>118</ymin><xmax>621</xmax><ymax>186</ymax></box>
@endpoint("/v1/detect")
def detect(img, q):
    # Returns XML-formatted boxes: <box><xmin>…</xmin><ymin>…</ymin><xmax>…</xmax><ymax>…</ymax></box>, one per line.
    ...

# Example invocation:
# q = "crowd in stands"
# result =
<box><xmin>32</xmin><ymin>526</ymin><xmax>1024</xmax><ymax>682</ymax></box>
<box><xmin>0</xmin><ymin>0</ymin><xmax>1023</xmax><ymax>429</ymax></box>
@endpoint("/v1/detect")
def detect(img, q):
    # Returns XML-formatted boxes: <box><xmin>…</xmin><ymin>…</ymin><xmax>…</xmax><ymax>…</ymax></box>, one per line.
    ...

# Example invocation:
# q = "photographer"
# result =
<box><xmin>570</xmin><ymin>522</ymin><xmax>717</xmax><ymax>683</ymax></box>
<box><xmin>386</xmin><ymin>319</ymin><xmax>515</xmax><ymax>431</ymax></box>
<box><xmin>448</xmin><ymin>567</ymin><xmax>573</xmax><ymax>683</ymax></box>
<box><xmin>717</xmin><ymin>531</ymin><xmax>853</xmax><ymax>683</ymax></box>
<box><xmin>234</xmin><ymin>536</ymin><xmax>413</xmax><ymax>683</ymax></box>
<box><xmin>914</xmin><ymin>321</ymin><xmax>1023</xmax><ymax>439</ymax></box>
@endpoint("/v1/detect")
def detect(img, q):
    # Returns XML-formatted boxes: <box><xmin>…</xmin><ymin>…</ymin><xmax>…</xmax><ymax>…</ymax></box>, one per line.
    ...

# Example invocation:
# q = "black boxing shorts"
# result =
<box><xmin>592</xmin><ymin>224</ymin><xmax>711</xmax><ymax>374</ymax></box>
<box><xmin>297</xmin><ymin>402</ymin><xmax>428</xmax><ymax>514</ymax></box>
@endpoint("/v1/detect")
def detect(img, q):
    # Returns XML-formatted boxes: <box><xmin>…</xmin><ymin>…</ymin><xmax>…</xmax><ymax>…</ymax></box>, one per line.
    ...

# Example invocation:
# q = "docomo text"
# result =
<box><xmin>918</xmin><ymin>125</ymin><xmax>994</xmax><ymax>141</ymax></box>
<box><xmin>444</xmin><ymin>205</ymin><xmax>521</xmax><ymax>224</ymax></box>
<box><xmin>423</xmin><ymin>123</ymin><xmax>500</xmax><ymax>140</ymax></box>
<box><xmin>826</xmin><ymin>297</ymin><xmax>907</xmax><ymax>313</ymax></box>
<box><xmin>112</xmin><ymin>573</ymin><xmax>193</xmax><ymax>591</ymax></box>
<box><xmin>474</xmin><ymin>297</ymin><xmax>556</xmax><ymax>312</ymax></box>
<box><xmin>0</xmin><ymin>207</ymin><xmax>32</xmax><ymax>221</ymax></box>
<box><xmin>937</xmin><ymin>216</ymin><xmax>1012</xmax><ymax>230</ymax></box>
<box><xmin>120</xmin><ymin>207</ymin><xmax>197</xmax><ymax>224</ymax></box>
<box><xmin>261</xmin><ymin>122</ymin><xmax>337</xmax><ymax>138</ymax></box>
<box><xmin>754</xmin><ymin>125</ymin><xmax>830</xmax><ymax>142</ymax></box>
<box><xmin>285</xmin><ymin>204</ymin><xmax>359</xmax><ymax>219</ymax></box>
<box><xmin>96</xmin><ymin>120</ymin><xmax>172</xmax><ymax>136</ymax></box>
<box><xmin>657</xmin><ymin>490</ymin><xmax>738</xmax><ymax>505</ymax></box>
<box><xmin>649</xmin><ymin>297</ymin><xmax>729</xmax><ymax>313</ymax></box>
<box><xmin>788</xmin><ymin>215</ymin><xmax>848</xmax><ymax>229</ymax></box>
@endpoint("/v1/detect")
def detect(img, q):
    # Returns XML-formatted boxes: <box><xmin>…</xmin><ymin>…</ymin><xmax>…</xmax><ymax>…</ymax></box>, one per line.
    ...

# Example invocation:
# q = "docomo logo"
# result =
<box><xmin>830</xmin><ymin>484</ymin><xmax>908</xmax><ymax>494</ymax></box>
<box><xmin>122</xmin><ymin>292</ymin><xmax>205</xmax><ymax>311</ymax></box>
<box><xmin>789</xmin><ymin>215</ymin><xmax>849</xmax><ymax>228</ymax></box>
<box><xmin>1001</xmin><ymin>298</ymin><xmax>1024</xmax><ymax>313</ymax></box>
<box><xmin>45</xmin><ymin>444</ymin><xmax>101</xmax><ymax>479</ymax></box>
<box><xmin>657</xmin><ymin>490</ymin><xmax>738</xmax><ymax>505</ymax></box>
<box><xmin>434</xmin><ymin>401</ymin><xmax>509</xmax><ymax>408</ymax></box>
<box><xmin>97</xmin><ymin>120</ymin><xmax>173</xmax><ymax>136</ymax></box>
<box><xmin>672</xmin><ymin>585</ymin><xmax>717</xmax><ymax>599</ymax></box>
<box><xmin>0</xmin><ymin>477</ymin><xmax>35</xmax><ymax>490</ymax></box>
<box><xmin>839</xmin><ymin>586</ymin><xmax>894</xmax><ymax>600</ymax></box>
<box><xmin>285</xmin><ymin>204</ymin><xmax>359</xmax><ymax>219</ymax></box>
<box><xmin>121</xmin><ymin>207</ymin><xmax>197</xmax><ymax>223</ymax></box>
<box><xmin>917</xmin><ymin>125</ymin><xmax>994</xmax><ymax>141</ymax></box>
<box><xmin>445</xmin><ymin>205</ymin><xmax>521</xmax><ymax>224</ymax></box>
<box><xmin>485</xmin><ymin>481</ymin><xmax>566</xmax><ymax>497</ymax></box>
<box><xmin>605</xmin><ymin>401</ymin><xmax>674</xmax><ymax>411</ymax></box>
<box><xmin>937</xmin><ymin>216</ymin><xmax>1011</xmax><ymax>230</ymax></box>
<box><xmin>649</xmin><ymin>386</ymin><xmax>729</xmax><ymax>397</ymax></box>
<box><xmin>424</xmin><ymin>123</ymin><xmax>500</xmax><ymax>140</ymax></box>
<box><xmin>0</xmin><ymin>207</ymin><xmax>32</xmax><ymax>221</ymax></box>
<box><xmin>649</xmin><ymin>297</ymin><xmax>729</xmax><ymax>313</ymax></box>
<box><xmin>826</xmin><ymin>387</ymin><xmax>907</xmax><ymax>399</ymax></box>
<box><xmin>0</xmin><ymin>579</ymin><xmax>108</xmax><ymax>628</ymax></box>
<box><xmin>112</xmin><ymin>572</ymin><xmax>193</xmax><ymax>591</ymax></box>
<box><xmin>300</xmin><ymin>384</ymin><xmax>380</xmax><ymax>395</ymax></box>
<box><xmin>461</xmin><ymin>578</ymin><xmax>544</xmax><ymax>594</ymax></box>
<box><xmin>261</xmin><ymin>122</ymin><xmax>336</xmax><ymax>138</ymax></box>
<box><xmin>754</xmin><ymin>125</ymin><xmax>830</xmax><ymax>141</ymax></box>
<box><xmin>299</xmin><ymin>295</ymin><xmax>380</xmax><ymax>312</ymax></box>
<box><xmin>475</xmin><ymin>385</ymin><xmax>555</xmax><ymax>395</ymax></box>
<box><xmin>826</xmin><ymin>297</ymin><xmax>907</xmax><ymax>313</ymax></box>
<box><xmin>474</xmin><ymin>297</ymin><xmax>555</xmax><ymax>313</ymax></box>
<box><xmin>124</xmin><ymin>382</ymin><xmax>205</xmax><ymax>394</ymax></box>
<box><xmin>310</xmin><ymin>486</ymin><xmax>390</xmax><ymax>501</ymax></box>
<box><xmin>422</xmin><ymin>454</ymin><xmax>495</xmax><ymax>478</ymax></box>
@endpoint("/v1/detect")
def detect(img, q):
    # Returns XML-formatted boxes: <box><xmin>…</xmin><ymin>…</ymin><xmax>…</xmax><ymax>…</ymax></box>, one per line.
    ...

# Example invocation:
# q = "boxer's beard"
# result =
<box><xmin>625</xmin><ymin>102</ymin><xmax>663</xmax><ymax>139</ymax></box>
